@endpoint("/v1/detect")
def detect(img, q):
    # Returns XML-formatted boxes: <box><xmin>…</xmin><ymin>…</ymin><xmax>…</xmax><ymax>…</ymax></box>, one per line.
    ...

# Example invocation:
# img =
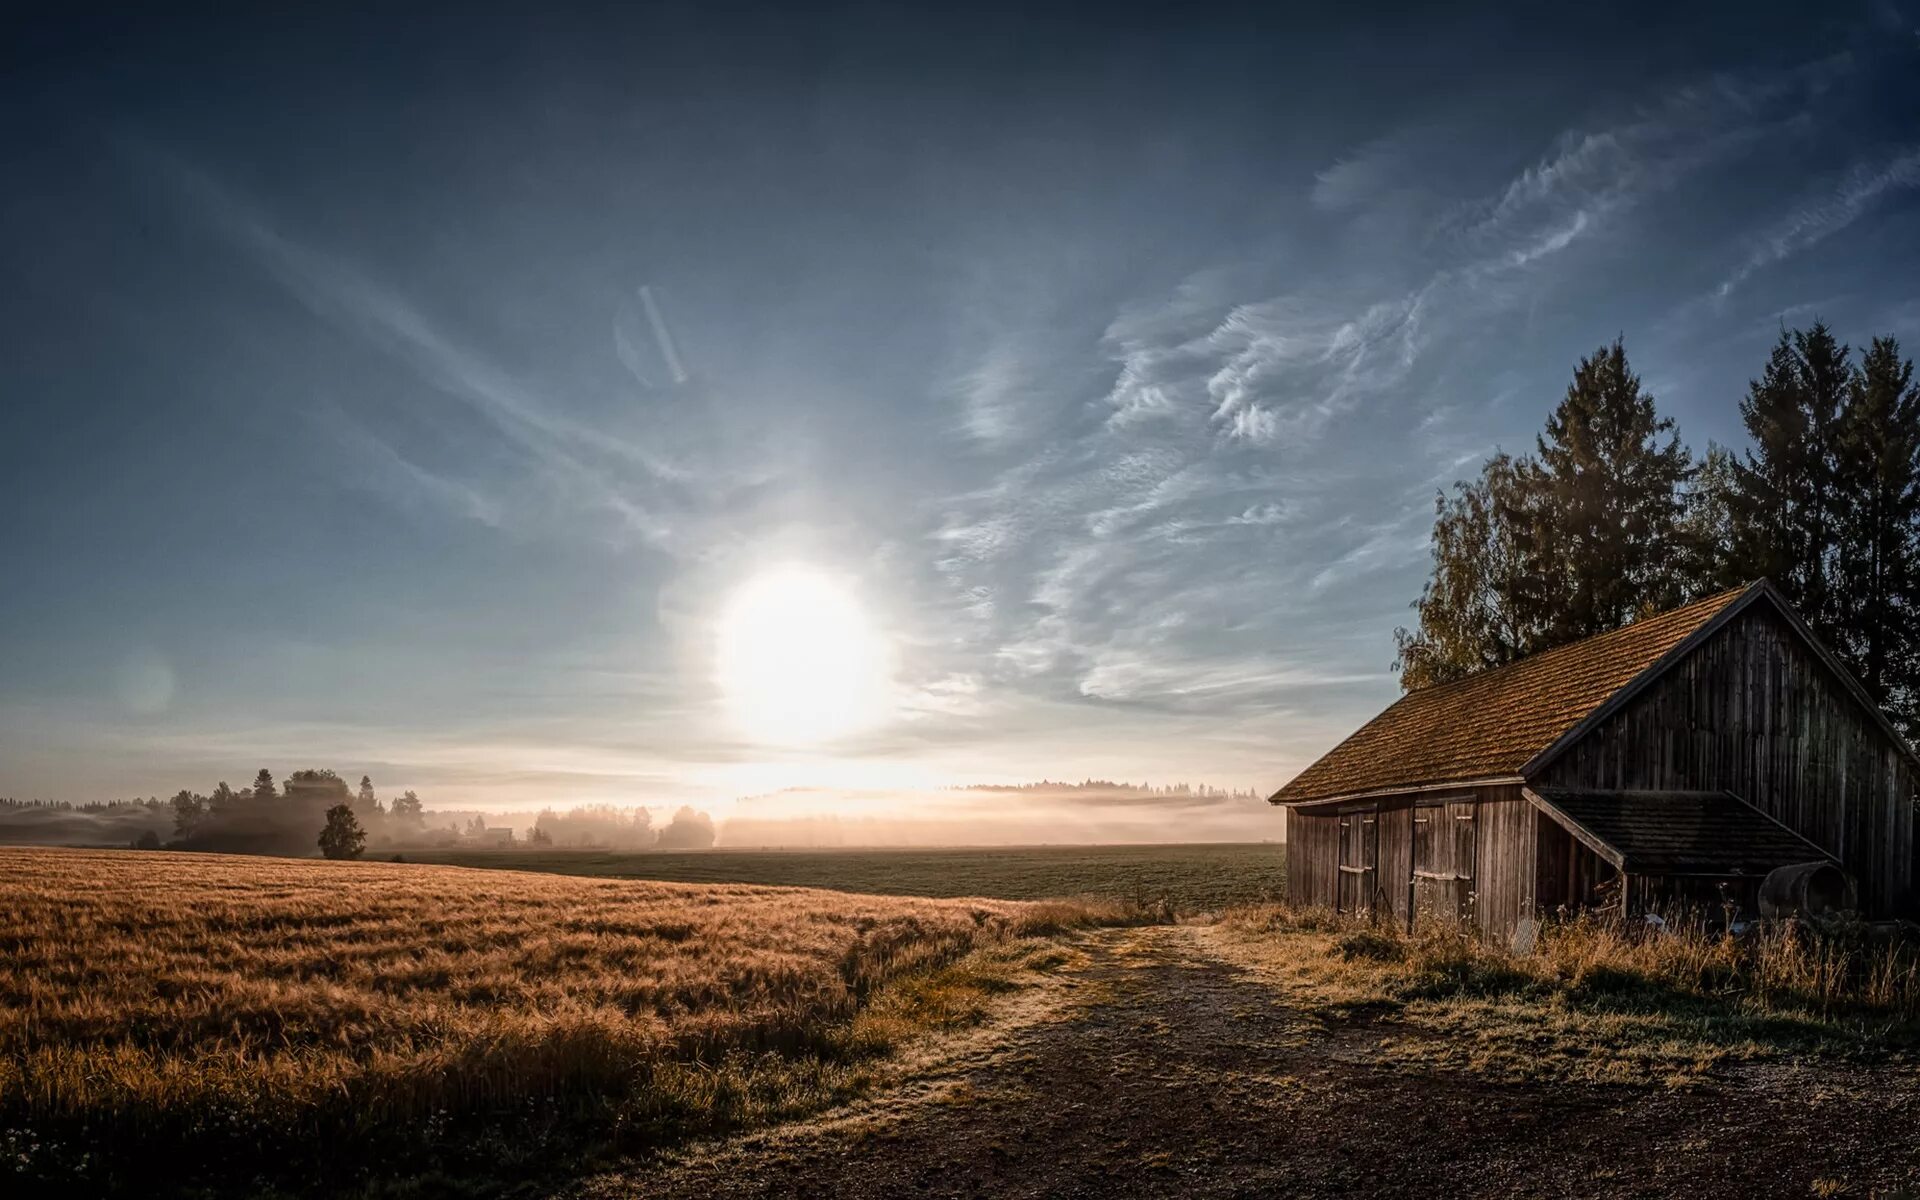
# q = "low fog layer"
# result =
<box><xmin>716</xmin><ymin>783</ymin><xmax>1279</xmax><ymax>848</ymax></box>
<box><xmin>0</xmin><ymin>778</ymin><xmax>1279</xmax><ymax>852</ymax></box>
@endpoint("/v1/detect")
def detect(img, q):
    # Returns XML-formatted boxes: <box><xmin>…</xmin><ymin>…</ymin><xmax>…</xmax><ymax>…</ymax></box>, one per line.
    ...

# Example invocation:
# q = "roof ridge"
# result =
<box><xmin>1271</xmin><ymin>582</ymin><xmax>1761</xmax><ymax>805</ymax></box>
<box><xmin>1398</xmin><ymin>583</ymin><xmax>1753</xmax><ymax>703</ymax></box>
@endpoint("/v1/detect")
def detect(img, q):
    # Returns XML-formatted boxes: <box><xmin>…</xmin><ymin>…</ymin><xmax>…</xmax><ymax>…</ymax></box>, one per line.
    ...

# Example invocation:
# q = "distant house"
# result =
<box><xmin>1271</xmin><ymin>581</ymin><xmax>1917</xmax><ymax>942</ymax></box>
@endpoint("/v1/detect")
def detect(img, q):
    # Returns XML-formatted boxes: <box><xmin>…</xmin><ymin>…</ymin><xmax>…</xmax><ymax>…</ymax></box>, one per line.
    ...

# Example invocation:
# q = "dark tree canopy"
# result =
<box><xmin>1396</xmin><ymin>327</ymin><xmax>1920</xmax><ymax>739</ymax></box>
<box><xmin>317</xmin><ymin>804</ymin><xmax>366</xmax><ymax>860</ymax></box>
<box><xmin>1727</xmin><ymin>324</ymin><xmax>1854</xmax><ymax>633</ymax></box>
<box><xmin>1396</xmin><ymin>341</ymin><xmax>1700</xmax><ymax>690</ymax></box>
<box><xmin>1507</xmin><ymin>340</ymin><xmax>1695</xmax><ymax>642</ymax></box>
<box><xmin>1393</xmin><ymin>454</ymin><xmax>1533</xmax><ymax>690</ymax></box>
<box><xmin>1829</xmin><ymin>337</ymin><xmax>1920</xmax><ymax>731</ymax></box>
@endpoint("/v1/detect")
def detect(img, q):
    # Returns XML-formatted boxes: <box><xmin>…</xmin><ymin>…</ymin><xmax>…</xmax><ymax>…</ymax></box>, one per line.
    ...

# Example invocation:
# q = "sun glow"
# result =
<box><xmin>715</xmin><ymin>566</ymin><xmax>893</xmax><ymax>744</ymax></box>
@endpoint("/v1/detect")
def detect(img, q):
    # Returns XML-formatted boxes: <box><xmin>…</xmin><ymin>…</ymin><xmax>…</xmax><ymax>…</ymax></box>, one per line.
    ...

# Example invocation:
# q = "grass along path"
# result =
<box><xmin>580</xmin><ymin>923</ymin><xmax>1920</xmax><ymax>1200</ymax></box>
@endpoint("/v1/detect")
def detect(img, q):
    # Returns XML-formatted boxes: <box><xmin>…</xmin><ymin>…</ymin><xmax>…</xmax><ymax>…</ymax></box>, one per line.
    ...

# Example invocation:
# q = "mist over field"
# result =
<box><xmin>0</xmin><ymin>778</ymin><xmax>1278</xmax><ymax>853</ymax></box>
<box><xmin>716</xmin><ymin>783</ymin><xmax>1276</xmax><ymax>847</ymax></box>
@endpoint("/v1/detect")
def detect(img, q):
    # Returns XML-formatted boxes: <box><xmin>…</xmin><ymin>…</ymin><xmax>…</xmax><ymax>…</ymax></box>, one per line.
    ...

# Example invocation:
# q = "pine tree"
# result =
<box><xmin>1675</xmin><ymin>443</ymin><xmax>1742</xmax><ymax>594</ymax></box>
<box><xmin>356</xmin><ymin>774</ymin><xmax>382</xmax><ymax>816</ymax></box>
<box><xmin>1396</xmin><ymin>340</ymin><xmax>1695</xmax><ymax>691</ymax></box>
<box><xmin>1831</xmin><ymin>337</ymin><xmax>1920</xmax><ymax>733</ymax></box>
<box><xmin>252</xmin><ymin>769</ymin><xmax>277</xmax><ymax>804</ymax></box>
<box><xmin>1728</xmin><ymin>324</ymin><xmax>1853</xmax><ymax>629</ymax></box>
<box><xmin>1505</xmin><ymin>340</ymin><xmax>1694</xmax><ymax>644</ymax></box>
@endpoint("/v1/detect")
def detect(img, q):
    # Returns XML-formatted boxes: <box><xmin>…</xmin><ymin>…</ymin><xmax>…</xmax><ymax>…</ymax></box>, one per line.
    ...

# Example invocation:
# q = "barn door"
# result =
<box><xmin>1412</xmin><ymin>800</ymin><xmax>1476</xmax><ymax>925</ymax></box>
<box><xmin>1336</xmin><ymin>806</ymin><xmax>1377</xmax><ymax>916</ymax></box>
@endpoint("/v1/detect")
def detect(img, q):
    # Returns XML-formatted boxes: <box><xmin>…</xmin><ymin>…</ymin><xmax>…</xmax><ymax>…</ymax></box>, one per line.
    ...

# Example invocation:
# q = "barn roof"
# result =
<box><xmin>1269</xmin><ymin>584</ymin><xmax>1755</xmax><ymax>806</ymax></box>
<box><xmin>1525</xmin><ymin>788</ymin><xmax>1833</xmax><ymax>875</ymax></box>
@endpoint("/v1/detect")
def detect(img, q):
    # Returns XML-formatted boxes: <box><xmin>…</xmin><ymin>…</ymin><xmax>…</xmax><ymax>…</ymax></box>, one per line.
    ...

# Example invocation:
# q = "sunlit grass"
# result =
<box><xmin>1214</xmin><ymin>903</ymin><xmax>1920</xmax><ymax>1084</ymax></box>
<box><xmin>0</xmin><ymin>848</ymin><xmax>1137</xmax><ymax>1195</ymax></box>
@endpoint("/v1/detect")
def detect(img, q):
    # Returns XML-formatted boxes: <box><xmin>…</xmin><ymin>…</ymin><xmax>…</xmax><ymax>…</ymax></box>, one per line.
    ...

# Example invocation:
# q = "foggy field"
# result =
<box><xmin>0</xmin><ymin>847</ymin><xmax>1126</xmax><ymax>1196</ymax></box>
<box><xmin>408</xmin><ymin>841</ymin><xmax>1288</xmax><ymax>910</ymax></box>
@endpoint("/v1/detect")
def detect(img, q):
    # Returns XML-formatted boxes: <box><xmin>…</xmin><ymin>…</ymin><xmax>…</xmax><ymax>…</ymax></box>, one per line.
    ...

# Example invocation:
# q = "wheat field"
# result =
<box><xmin>0</xmin><ymin>847</ymin><xmax>1120</xmax><ymax>1195</ymax></box>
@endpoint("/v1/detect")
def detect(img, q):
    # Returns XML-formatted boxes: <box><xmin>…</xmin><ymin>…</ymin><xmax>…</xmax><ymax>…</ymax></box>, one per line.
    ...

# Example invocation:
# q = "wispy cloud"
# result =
<box><xmin>921</xmin><ymin>60</ymin><xmax>1849</xmax><ymax>753</ymax></box>
<box><xmin>1717</xmin><ymin>144</ymin><xmax>1920</xmax><ymax>297</ymax></box>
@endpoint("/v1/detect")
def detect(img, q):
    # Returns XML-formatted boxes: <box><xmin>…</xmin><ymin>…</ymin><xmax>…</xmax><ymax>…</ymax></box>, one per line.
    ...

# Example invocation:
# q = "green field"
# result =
<box><xmin>409</xmin><ymin>842</ymin><xmax>1287</xmax><ymax>910</ymax></box>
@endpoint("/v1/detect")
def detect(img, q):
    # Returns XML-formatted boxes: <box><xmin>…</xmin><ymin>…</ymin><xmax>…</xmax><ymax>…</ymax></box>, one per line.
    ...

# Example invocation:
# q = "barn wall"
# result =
<box><xmin>1288</xmin><ymin>787</ymin><xmax>1538</xmax><ymax>942</ymax></box>
<box><xmin>1377</xmin><ymin>800</ymin><xmax>1413</xmax><ymax>927</ymax></box>
<box><xmin>1286</xmin><ymin>809</ymin><xmax>1339</xmax><ymax>908</ymax></box>
<box><xmin>1473</xmin><ymin>785</ymin><xmax>1537</xmax><ymax>944</ymax></box>
<box><xmin>1538</xmin><ymin>605</ymin><xmax>1917</xmax><ymax>913</ymax></box>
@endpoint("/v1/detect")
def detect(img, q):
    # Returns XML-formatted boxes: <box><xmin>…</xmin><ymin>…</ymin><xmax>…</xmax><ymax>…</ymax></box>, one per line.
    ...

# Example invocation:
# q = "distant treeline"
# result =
<box><xmin>0</xmin><ymin>771</ymin><xmax>715</xmax><ymax>857</ymax></box>
<box><xmin>953</xmin><ymin>779</ymin><xmax>1264</xmax><ymax>799</ymax></box>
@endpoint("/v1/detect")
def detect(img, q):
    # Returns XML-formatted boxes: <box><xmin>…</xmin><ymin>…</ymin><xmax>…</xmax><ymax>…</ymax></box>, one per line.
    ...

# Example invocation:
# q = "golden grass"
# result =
<box><xmin>1214</xmin><ymin>904</ymin><xmax>1920</xmax><ymax>1085</ymax></box>
<box><xmin>0</xmin><ymin>848</ymin><xmax>1132</xmax><ymax>1194</ymax></box>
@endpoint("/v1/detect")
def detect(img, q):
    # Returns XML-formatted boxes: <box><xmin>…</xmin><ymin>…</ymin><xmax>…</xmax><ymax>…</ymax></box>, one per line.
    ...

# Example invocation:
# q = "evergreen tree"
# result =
<box><xmin>209</xmin><ymin>781</ymin><xmax>238</xmax><ymax>812</ymax></box>
<box><xmin>1831</xmin><ymin>337</ymin><xmax>1920</xmax><ymax>733</ymax></box>
<box><xmin>252</xmin><ymin>769</ymin><xmax>277</xmax><ymax>804</ymax></box>
<box><xmin>317</xmin><ymin>804</ymin><xmax>366</xmax><ymax>860</ymax></box>
<box><xmin>1505</xmin><ymin>340</ymin><xmax>1693</xmax><ymax>643</ymax></box>
<box><xmin>1395</xmin><ymin>340</ymin><xmax>1694</xmax><ymax>690</ymax></box>
<box><xmin>1676</xmin><ymin>443</ymin><xmax>1742</xmax><ymax>594</ymax></box>
<box><xmin>1727</xmin><ymin>324</ymin><xmax>1853</xmax><ymax>629</ymax></box>
<box><xmin>356</xmin><ymin>774</ymin><xmax>382</xmax><ymax>816</ymax></box>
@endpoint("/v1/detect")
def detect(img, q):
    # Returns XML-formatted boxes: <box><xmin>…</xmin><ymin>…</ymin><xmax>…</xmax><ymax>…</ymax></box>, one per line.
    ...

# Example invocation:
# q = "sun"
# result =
<box><xmin>715</xmin><ymin>566</ymin><xmax>892</xmax><ymax>744</ymax></box>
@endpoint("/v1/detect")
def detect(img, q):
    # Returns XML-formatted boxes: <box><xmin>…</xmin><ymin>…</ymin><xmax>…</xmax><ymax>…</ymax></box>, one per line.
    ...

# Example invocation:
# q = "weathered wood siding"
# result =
<box><xmin>1287</xmin><ymin>785</ymin><xmax>1538</xmax><ymax>942</ymax></box>
<box><xmin>1287</xmin><ymin>809</ymin><xmax>1339</xmax><ymax>908</ymax></box>
<box><xmin>1377</xmin><ymin>801</ymin><xmax>1414</xmax><ymax>926</ymax></box>
<box><xmin>1539</xmin><ymin>605</ymin><xmax>1917</xmax><ymax>913</ymax></box>
<box><xmin>1472</xmin><ymin>786</ymin><xmax>1536</xmax><ymax>943</ymax></box>
<box><xmin>1411</xmin><ymin>796</ymin><xmax>1473</xmax><ymax>924</ymax></box>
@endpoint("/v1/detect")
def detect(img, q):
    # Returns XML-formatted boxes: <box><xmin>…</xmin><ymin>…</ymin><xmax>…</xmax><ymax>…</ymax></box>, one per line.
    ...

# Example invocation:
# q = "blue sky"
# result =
<box><xmin>4</xmin><ymin>3</ymin><xmax>1920</xmax><ymax>832</ymax></box>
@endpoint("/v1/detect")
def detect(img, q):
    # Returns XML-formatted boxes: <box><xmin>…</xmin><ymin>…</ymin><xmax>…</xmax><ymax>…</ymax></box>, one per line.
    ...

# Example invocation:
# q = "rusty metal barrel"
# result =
<box><xmin>1757</xmin><ymin>861</ymin><xmax>1857</xmax><ymax>919</ymax></box>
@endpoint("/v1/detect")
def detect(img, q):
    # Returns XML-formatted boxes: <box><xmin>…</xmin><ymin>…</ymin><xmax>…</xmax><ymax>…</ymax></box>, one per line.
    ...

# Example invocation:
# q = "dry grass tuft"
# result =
<box><xmin>1216</xmin><ymin>903</ymin><xmax>1920</xmax><ymax>1084</ymax></box>
<box><xmin>0</xmin><ymin>848</ymin><xmax>1130</xmax><ymax>1195</ymax></box>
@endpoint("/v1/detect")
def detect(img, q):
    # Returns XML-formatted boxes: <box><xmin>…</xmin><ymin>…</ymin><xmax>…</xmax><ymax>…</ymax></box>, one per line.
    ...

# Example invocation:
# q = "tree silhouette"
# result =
<box><xmin>389</xmin><ymin>790</ymin><xmax>424</xmax><ymax>824</ymax></box>
<box><xmin>318</xmin><ymin>804</ymin><xmax>366</xmax><ymax>860</ymax></box>
<box><xmin>252</xmin><ymin>769</ymin><xmax>276</xmax><ymax>804</ymax></box>
<box><xmin>1831</xmin><ymin>337</ymin><xmax>1920</xmax><ymax>733</ymax></box>
<box><xmin>170</xmin><ymin>789</ymin><xmax>207</xmax><ymax>836</ymax></box>
<box><xmin>1399</xmin><ymin>323</ymin><xmax>1920</xmax><ymax>728</ymax></box>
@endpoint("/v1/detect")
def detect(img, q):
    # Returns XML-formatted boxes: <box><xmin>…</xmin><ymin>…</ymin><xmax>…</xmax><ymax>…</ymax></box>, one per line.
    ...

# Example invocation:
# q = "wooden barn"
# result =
<box><xmin>1271</xmin><ymin>581</ymin><xmax>1918</xmax><ymax>943</ymax></box>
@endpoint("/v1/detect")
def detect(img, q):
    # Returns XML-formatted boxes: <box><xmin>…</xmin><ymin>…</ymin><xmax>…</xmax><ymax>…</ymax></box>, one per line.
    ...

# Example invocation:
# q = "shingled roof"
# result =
<box><xmin>1525</xmin><ymin>788</ymin><xmax>1832</xmax><ymax>875</ymax></box>
<box><xmin>1269</xmin><ymin>583</ymin><xmax>1755</xmax><ymax>806</ymax></box>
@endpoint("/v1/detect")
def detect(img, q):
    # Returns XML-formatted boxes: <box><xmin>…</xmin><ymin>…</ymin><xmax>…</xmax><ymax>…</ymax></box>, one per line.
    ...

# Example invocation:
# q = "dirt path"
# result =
<box><xmin>576</xmin><ymin>925</ymin><xmax>1920</xmax><ymax>1199</ymax></box>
